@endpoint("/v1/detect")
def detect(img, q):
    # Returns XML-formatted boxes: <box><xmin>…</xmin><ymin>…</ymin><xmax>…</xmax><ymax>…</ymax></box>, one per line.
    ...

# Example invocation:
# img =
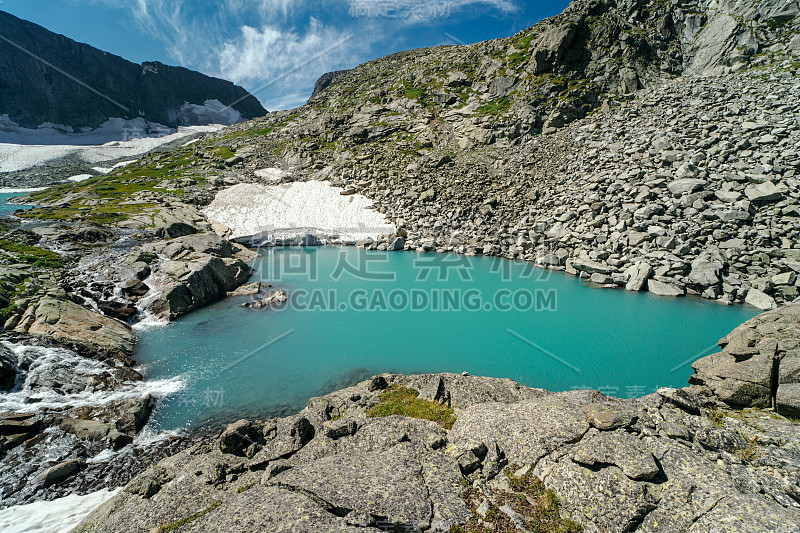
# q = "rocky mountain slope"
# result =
<box><xmin>0</xmin><ymin>11</ymin><xmax>267</xmax><ymax>129</ymax></box>
<box><xmin>1</xmin><ymin>0</ymin><xmax>799</xmax><ymax>523</ymax></box>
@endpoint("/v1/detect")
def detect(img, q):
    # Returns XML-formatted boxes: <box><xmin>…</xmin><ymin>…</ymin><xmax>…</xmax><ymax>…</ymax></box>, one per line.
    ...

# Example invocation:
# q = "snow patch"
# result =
<box><xmin>67</xmin><ymin>174</ymin><xmax>94</xmax><ymax>183</ymax></box>
<box><xmin>178</xmin><ymin>99</ymin><xmax>242</xmax><ymax>126</ymax></box>
<box><xmin>0</xmin><ymin>115</ymin><xmax>225</xmax><ymax>173</ymax></box>
<box><xmin>203</xmin><ymin>181</ymin><xmax>396</xmax><ymax>245</ymax></box>
<box><xmin>0</xmin><ymin>187</ymin><xmax>46</xmax><ymax>193</ymax></box>
<box><xmin>0</xmin><ymin>488</ymin><xmax>121</xmax><ymax>533</ymax></box>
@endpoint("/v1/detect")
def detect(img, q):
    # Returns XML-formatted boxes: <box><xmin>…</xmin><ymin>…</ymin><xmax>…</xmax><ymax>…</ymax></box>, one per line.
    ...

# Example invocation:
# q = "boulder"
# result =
<box><xmin>745</xmin><ymin>288</ymin><xmax>776</xmax><ymax>311</ymax></box>
<box><xmin>0</xmin><ymin>344</ymin><xmax>17</xmax><ymax>390</ymax></box>
<box><xmin>647</xmin><ymin>279</ymin><xmax>684</xmax><ymax>297</ymax></box>
<box><xmin>691</xmin><ymin>304</ymin><xmax>800</xmax><ymax>409</ymax></box>
<box><xmin>220</xmin><ymin>419</ymin><xmax>264</xmax><ymax>455</ymax></box>
<box><xmin>667</xmin><ymin>178</ymin><xmax>706</xmax><ymax>195</ymax></box>
<box><xmin>60</xmin><ymin>418</ymin><xmax>111</xmax><ymax>440</ymax></box>
<box><xmin>15</xmin><ymin>293</ymin><xmax>135</xmax><ymax>357</ymax></box>
<box><xmin>688</xmin><ymin>250</ymin><xmax>724</xmax><ymax>288</ymax></box>
<box><xmin>387</xmin><ymin>237</ymin><xmax>405</xmax><ymax>251</ymax></box>
<box><xmin>745</xmin><ymin>181</ymin><xmax>784</xmax><ymax>202</ymax></box>
<box><xmin>39</xmin><ymin>459</ymin><xmax>85</xmax><ymax>488</ymax></box>
<box><xmin>571</xmin><ymin>258</ymin><xmax>612</xmax><ymax>275</ymax></box>
<box><xmin>625</xmin><ymin>262</ymin><xmax>653</xmax><ymax>292</ymax></box>
<box><xmin>150</xmin><ymin>255</ymin><xmax>253</xmax><ymax>320</ymax></box>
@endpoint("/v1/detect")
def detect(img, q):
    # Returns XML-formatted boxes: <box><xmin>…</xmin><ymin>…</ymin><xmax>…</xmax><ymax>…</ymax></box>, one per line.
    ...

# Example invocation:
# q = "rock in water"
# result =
<box><xmin>241</xmin><ymin>290</ymin><xmax>288</xmax><ymax>310</ymax></box>
<box><xmin>39</xmin><ymin>459</ymin><xmax>85</xmax><ymax>488</ymax></box>
<box><xmin>0</xmin><ymin>344</ymin><xmax>17</xmax><ymax>390</ymax></box>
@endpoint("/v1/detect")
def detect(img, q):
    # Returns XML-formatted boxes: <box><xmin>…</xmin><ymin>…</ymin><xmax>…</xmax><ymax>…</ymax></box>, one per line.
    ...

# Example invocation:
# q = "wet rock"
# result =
<box><xmin>39</xmin><ymin>458</ymin><xmax>85</xmax><ymax>488</ymax></box>
<box><xmin>60</xmin><ymin>418</ymin><xmax>111</xmax><ymax>440</ymax></box>
<box><xmin>14</xmin><ymin>292</ymin><xmax>135</xmax><ymax>358</ymax></box>
<box><xmin>0</xmin><ymin>343</ymin><xmax>17</xmax><ymax>390</ymax></box>
<box><xmin>241</xmin><ymin>289</ymin><xmax>287</xmax><ymax>309</ymax></box>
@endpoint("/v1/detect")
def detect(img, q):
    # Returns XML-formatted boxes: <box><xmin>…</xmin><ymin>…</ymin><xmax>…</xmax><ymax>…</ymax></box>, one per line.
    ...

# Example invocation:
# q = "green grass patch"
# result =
<box><xmin>477</xmin><ymin>96</ymin><xmax>512</xmax><ymax>115</ymax></box>
<box><xmin>236</xmin><ymin>480</ymin><xmax>256</xmax><ymax>494</ymax></box>
<box><xmin>505</xmin><ymin>467</ymin><xmax>583</xmax><ymax>533</ymax></box>
<box><xmin>707</xmin><ymin>407</ymin><xmax>727</xmax><ymax>428</ymax></box>
<box><xmin>367</xmin><ymin>385</ymin><xmax>456</xmax><ymax>429</ymax></box>
<box><xmin>0</xmin><ymin>240</ymin><xmax>62</xmax><ymax>268</ymax></box>
<box><xmin>157</xmin><ymin>500</ymin><xmax>222</xmax><ymax>533</ymax></box>
<box><xmin>213</xmin><ymin>146</ymin><xmax>236</xmax><ymax>160</ymax></box>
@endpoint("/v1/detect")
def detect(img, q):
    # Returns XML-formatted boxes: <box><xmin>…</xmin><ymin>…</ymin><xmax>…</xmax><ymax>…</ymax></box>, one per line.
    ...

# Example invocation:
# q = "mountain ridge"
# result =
<box><xmin>0</xmin><ymin>10</ymin><xmax>267</xmax><ymax>130</ymax></box>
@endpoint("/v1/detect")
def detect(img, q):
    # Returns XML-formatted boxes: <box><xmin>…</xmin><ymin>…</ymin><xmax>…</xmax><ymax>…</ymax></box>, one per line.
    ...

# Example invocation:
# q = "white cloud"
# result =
<box><xmin>345</xmin><ymin>0</ymin><xmax>518</xmax><ymax>24</ymax></box>
<box><xmin>79</xmin><ymin>0</ymin><xmax>522</xmax><ymax>110</ymax></box>
<box><xmin>217</xmin><ymin>18</ymin><xmax>357</xmax><ymax>102</ymax></box>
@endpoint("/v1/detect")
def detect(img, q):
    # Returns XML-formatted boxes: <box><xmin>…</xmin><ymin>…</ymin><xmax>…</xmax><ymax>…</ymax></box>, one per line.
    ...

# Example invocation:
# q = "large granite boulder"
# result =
<box><xmin>144</xmin><ymin>233</ymin><xmax>255</xmax><ymax>320</ymax></box>
<box><xmin>690</xmin><ymin>304</ymin><xmax>800</xmax><ymax>417</ymax></box>
<box><xmin>14</xmin><ymin>290</ymin><xmax>135</xmax><ymax>358</ymax></box>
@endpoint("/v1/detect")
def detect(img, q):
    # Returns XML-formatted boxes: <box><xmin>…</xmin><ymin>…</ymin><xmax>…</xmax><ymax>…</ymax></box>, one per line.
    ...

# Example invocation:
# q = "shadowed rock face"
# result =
<box><xmin>0</xmin><ymin>11</ymin><xmax>267</xmax><ymax>129</ymax></box>
<box><xmin>308</xmin><ymin>70</ymin><xmax>351</xmax><ymax>102</ymax></box>
<box><xmin>75</xmin><ymin>373</ymin><xmax>800</xmax><ymax>532</ymax></box>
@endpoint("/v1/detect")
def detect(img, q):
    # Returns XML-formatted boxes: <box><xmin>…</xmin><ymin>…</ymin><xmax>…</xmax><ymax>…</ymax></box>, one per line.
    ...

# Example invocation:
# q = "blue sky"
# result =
<box><xmin>1</xmin><ymin>0</ymin><xmax>570</xmax><ymax>111</ymax></box>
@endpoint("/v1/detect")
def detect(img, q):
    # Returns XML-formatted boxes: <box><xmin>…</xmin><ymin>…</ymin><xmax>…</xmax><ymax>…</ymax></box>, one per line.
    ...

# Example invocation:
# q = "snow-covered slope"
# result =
<box><xmin>203</xmin><ymin>181</ymin><xmax>397</xmax><ymax>245</ymax></box>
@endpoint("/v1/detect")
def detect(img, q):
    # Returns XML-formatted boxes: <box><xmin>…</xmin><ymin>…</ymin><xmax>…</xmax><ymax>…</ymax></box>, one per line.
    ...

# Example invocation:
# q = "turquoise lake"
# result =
<box><xmin>0</xmin><ymin>193</ymin><xmax>31</xmax><ymax>216</ymax></box>
<box><xmin>135</xmin><ymin>246</ymin><xmax>758</xmax><ymax>432</ymax></box>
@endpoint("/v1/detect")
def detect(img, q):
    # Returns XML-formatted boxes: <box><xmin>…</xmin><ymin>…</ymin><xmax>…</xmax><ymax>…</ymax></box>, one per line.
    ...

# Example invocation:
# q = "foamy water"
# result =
<box><xmin>0</xmin><ymin>488</ymin><xmax>120</xmax><ymax>533</ymax></box>
<box><xmin>0</xmin><ymin>342</ymin><xmax>186</xmax><ymax>413</ymax></box>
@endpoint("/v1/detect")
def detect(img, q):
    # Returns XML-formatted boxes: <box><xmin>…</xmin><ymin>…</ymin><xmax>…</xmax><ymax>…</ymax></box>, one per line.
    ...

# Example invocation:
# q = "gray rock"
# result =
<box><xmin>625</xmin><ymin>262</ymin><xmax>653</xmax><ymax>292</ymax></box>
<box><xmin>572</xmin><ymin>429</ymin><xmax>661</xmax><ymax>480</ymax></box>
<box><xmin>571</xmin><ymin>258</ymin><xmax>613</xmax><ymax>275</ymax></box>
<box><xmin>689</xmin><ymin>251</ymin><xmax>724</xmax><ymax>288</ymax></box>
<box><xmin>745</xmin><ymin>288</ymin><xmax>777</xmax><ymax>311</ymax></box>
<box><xmin>745</xmin><ymin>181</ymin><xmax>784</xmax><ymax>202</ymax></box>
<box><xmin>647</xmin><ymin>279</ymin><xmax>684</xmax><ymax>297</ymax></box>
<box><xmin>39</xmin><ymin>459</ymin><xmax>85</xmax><ymax>488</ymax></box>
<box><xmin>668</xmin><ymin>178</ymin><xmax>706</xmax><ymax>195</ymax></box>
<box><xmin>0</xmin><ymin>344</ymin><xmax>17</xmax><ymax>390</ymax></box>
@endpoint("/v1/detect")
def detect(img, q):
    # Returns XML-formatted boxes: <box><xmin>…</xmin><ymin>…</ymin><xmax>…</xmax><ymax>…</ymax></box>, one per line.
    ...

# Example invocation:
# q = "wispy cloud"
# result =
<box><xmin>79</xmin><ymin>0</ymin><xmax>522</xmax><ymax>110</ymax></box>
<box><xmin>219</xmin><ymin>18</ymin><xmax>355</xmax><ymax>87</ymax></box>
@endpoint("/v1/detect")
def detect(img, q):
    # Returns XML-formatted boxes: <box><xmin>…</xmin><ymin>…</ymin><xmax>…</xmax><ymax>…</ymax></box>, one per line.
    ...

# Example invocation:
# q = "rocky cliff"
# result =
<box><xmin>0</xmin><ymin>11</ymin><xmax>267</xmax><ymax>129</ymax></box>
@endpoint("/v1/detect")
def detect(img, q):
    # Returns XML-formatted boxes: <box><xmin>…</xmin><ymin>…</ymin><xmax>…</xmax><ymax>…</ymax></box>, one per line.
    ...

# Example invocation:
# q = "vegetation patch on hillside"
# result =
<box><xmin>0</xmin><ymin>240</ymin><xmax>62</xmax><ymax>268</ymax></box>
<box><xmin>367</xmin><ymin>385</ymin><xmax>456</xmax><ymax>429</ymax></box>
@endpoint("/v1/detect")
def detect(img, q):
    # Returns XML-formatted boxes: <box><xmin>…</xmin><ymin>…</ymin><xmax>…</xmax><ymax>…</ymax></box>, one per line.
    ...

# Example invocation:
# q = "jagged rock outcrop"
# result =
<box><xmin>75</xmin><ymin>373</ymin><xmax>800</xmax><ymax>533</ymax></box>
<box><xmin>143</xmin><ymin>233</ymin><xmax>256</xmax><ymax>321</ymax></box>
<box><xmin>308</xmin><ymin>69</ymin><xmax>351</xmax><ymax>101</ymax></box>
<box><xmin>691</xmin><ymin>303</ymin><xmax>800</xmax><ymax>417</ymax></box>
<box><xmin>0</xmin><ymin>10</ymin><xmax>267</xmax><ymax>129</ymax></box>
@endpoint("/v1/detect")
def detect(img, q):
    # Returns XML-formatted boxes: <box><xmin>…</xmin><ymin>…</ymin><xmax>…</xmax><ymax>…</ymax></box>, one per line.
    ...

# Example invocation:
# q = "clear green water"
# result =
<box><xmin>136</xmin><ymin>247</ymin><xmax>757</xmax><ymax>432</ymax></box>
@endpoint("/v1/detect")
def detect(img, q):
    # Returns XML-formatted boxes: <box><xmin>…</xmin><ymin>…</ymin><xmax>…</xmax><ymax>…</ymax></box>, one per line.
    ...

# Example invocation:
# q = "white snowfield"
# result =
<box><xmin>0</xmin><ymin>115</ymin><xmax>226</xmax><ymax>173</ymax></box>
<box><xmin>203</xmin><ymin>180</ymin><xmax>396</xmax><ymax>245</ymax></box>
<box><xmin>0</xmin><ymin>488</ymin><xmax>121</xmax><ymax>533</ymax></box>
